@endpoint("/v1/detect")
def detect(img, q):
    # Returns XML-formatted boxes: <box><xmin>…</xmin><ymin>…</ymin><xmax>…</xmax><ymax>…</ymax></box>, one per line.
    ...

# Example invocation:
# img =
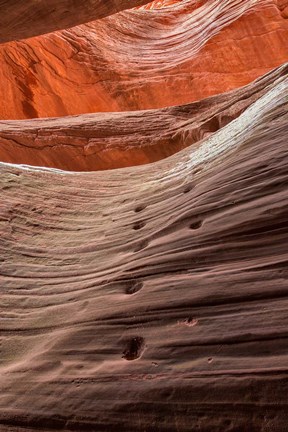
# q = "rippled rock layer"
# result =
<box><xmin>0</xmin><ymin>0</ymin><xmax>288</xmax><ymax>119</ymax></box>
<box><xmin>0</xmin><ymin>64</ymin><xmax>285</xmax><ymax>171</ymax></box>
<box><xmin>0</xmin><ymin>0</ymin><xmax>288</xmax><ymax>431</ymax></box>
<box><xmin>1</xmin><ymin>63</ymin><xmax>288</xmax><ymax>430</ymax></box>
<box><xmin>0</xmin><ymin>0</ymin><xmax>152</xmax><ymax>43</ymax></box>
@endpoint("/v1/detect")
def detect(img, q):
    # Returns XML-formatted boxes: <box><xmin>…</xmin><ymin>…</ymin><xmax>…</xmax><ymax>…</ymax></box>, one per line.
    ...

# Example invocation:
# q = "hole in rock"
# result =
<box><xmin>177</xmin><ymin>317</ymin><xmax>199</xmax><ymax>327</ymax></box>
<box><xmin>133</xmin><ymin>221</ymin><xmax>146</xmax><ymax>230</ymax></box>
<box><xmin>184</xmin><ymin>317</ymin><xmax>198</xmax><ymax>327</ymax></box>
<box><xmin>134</xmin><ymin>205</ymin><xmax>146</xmax><ymax>213</ymax></box>
<box><xmin>193</xmin><ymin>167</ymin><xmax>203</xmax><ymax>175</ymax></box>
<box><xmin>183</xmin><ymin>185</ymin><xmax>194</xmax><ymax>194</ymax></box>
<box><xmin>161</xmin><ymin>388</ymin><xmax>175</xmax><ymax>400</ymax></box>
<box><xmin>189</xmin><ymin>220</ymin><xmax>203</xmax><ymax>230</ymax></box>
<box><xmin>125</xmin><ymin>280</ymin><xmax>144</xmax><ymax>295</ymax></box>
<box><xmin>122</xmin><ymin>336</ymin><xmax>145</xmax><ymax>361</ymax></box>
<box><xmin>223</xmin><ymin>419</ymin><xmax>232</xmax><ymax>427</ymax></box>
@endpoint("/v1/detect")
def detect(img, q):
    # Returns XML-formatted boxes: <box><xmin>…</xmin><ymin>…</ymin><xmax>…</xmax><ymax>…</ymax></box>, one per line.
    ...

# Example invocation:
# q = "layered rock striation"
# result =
<box><xmin>0</xmin><ymin>63</ymin><xmax>288</xmax><ymax>431</ymax></box>
<box><xmin>0</xmin><ymin>0</ymin><xmax>152</xmax><ymax>44</ymax></box>
<box><xmin>0</xmin><ymin>64</ymin><xmax>286</xmax><ymax>171</ymax></box>
<box><xmin>0</xmin><ymin>0</ymin><xmax>288</xmax><ymax>431</ymax></box>
<box><xmin>0</xmin><ymin>0</ymin><xmax>287</xmax><ymax>119</ymax></box>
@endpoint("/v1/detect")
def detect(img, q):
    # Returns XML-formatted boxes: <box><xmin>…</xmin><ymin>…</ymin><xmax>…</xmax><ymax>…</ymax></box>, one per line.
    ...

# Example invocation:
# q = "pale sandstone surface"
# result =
<box><xmin>0</xmin><ymin>63</ymin><xmax>288</xmax><ymax>431</ymax></box>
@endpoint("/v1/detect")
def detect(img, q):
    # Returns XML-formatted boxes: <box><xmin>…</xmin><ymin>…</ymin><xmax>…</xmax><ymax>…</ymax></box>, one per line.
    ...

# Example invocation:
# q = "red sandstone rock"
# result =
<box><xmin>0</xmin><ymin>0</ymin><xmax>151</xmax><ymax>44</ymax></box>
<box><xmin>0</xmin><ymin>1</ymin><xmax>288</xmax><ymax>431</ymax></box>
<box><xmin>136</xmin><ymin>0</ymin><xmax>181</xmax><ymax>9</ymax></box>
<box><xmin>0</xmin><ymin>0</ymin><xmax>287</xmax><ymax>119</ymax></box>
<box><xmin>0</xmin><ymin>64</ymin><xmax>286</xmax><ymax>171</ymax></box>
<box><xmin>0</xmin><ymin>64</ymin><xmax>288</xmax><ymax>431</ymax></box>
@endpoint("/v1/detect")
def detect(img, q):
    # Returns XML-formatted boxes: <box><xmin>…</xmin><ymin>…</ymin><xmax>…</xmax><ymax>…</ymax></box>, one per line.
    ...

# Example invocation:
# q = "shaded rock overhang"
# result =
<box><xmin>0</xmin><ymin>0</ymin><xmax>152</xmax><ymax>44</ymax></box>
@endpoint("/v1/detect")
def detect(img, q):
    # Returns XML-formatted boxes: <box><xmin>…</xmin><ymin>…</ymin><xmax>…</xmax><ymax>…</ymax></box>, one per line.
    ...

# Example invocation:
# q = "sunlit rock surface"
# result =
<box><xmin>0</xmin><ymin>0</ymin><xmax>287</xmax><ymax>119</ymax></box>
<box><xmin>0</xmin><ymin>64</ymin><xmax>286</xmax><ymax>171</ymax></box>
<box><xmin>0</xmin><ymin>0</ymin><xmax>288</xmax><ymax>431</ymax></box>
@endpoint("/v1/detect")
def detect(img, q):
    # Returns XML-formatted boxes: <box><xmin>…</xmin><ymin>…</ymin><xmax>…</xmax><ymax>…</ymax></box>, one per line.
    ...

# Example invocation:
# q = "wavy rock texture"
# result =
<box><xmin>0</xmin><ymin>64</ymin><xmax>286</xmax><ymax>171</ymax></box>
<box><xmin>0</xmin><ymin>0</ymin><xmax>288</xmax><ymax>119</ymax></box>
<box><xmin>0</xmin><ymin>0</ymin><xmax>151</xmax><ymax>44</ymax></box>
<box><xmin>1</xmin><ymin>0</ymin><xmax>288</xmax><ymax>431</ymax></box>
<box><xmin>136</xmin><ymin>0</ymin><xmax>181</xmax><ymax>9</ymax></box>
<box><xmin>0</xmin><ymin>63</ymin><xmax>288</xmax><ymax>431</ymax></box>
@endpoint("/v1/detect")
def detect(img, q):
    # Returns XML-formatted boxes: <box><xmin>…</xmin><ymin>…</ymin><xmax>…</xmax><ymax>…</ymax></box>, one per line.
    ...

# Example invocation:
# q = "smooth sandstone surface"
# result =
<box><xmin>0</xmin><ymin>0</ymin><xmax>287</xmax><ymax>119</ymax></box>
<box><xmin>0</xmin><ymin>64</ymin><xmax>288</xmax><ymax>431</ymax></box>
<box><xmin>0</xmin><ymin>64</ymin><xmax>286</xmax><ymax>171</ymax></box>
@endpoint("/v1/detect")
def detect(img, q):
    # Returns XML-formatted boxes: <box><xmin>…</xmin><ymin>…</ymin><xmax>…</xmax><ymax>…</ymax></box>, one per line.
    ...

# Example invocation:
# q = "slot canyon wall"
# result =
<box><xmin>0</xmin><ymin>0</ymin><xmax>288</xmax><ymax>121</ymax></box>
<box><xmin>0</xmin><ymin>1</ymin><xmax>288</xmax><ymax>431</ymax></box>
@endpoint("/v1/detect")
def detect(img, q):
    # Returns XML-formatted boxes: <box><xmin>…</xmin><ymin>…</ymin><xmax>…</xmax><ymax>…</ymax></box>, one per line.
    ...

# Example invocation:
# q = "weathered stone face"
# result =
<box><xmin>0</xmin><ymin>0</ymin><xmax>153</xmax><ymax>43</ymax></box>
<box><xmin>0</xmin><ymin>64</ymin><xmax>285</xmax><ymax>171</ymax></box>
<box><xmin>0</xmin><ymin>1</ymin><xmax>288</xmax><ymax>431</ymax></box>
<box><xmin>0</xmin><ymin>0</ymin><xmax>287</xmax><ymax>171</ymax></box>
<box><xmin>0</xmin><ymin>0</ymin><xmax>287</xmax><ymax>122</ymax></box>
